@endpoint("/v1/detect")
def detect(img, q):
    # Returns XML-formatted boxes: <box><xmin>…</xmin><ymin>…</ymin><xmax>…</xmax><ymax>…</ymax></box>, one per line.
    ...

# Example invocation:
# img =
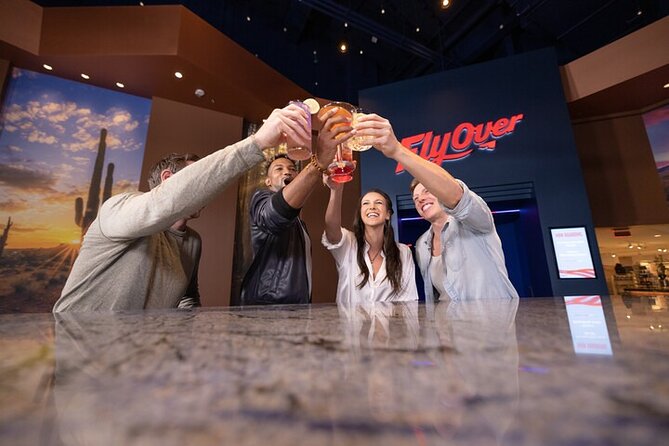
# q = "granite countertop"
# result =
<box><xmin>1</xmin><ymin>295</ymin><xmax>668</xmax><ymax>445</ymax></box>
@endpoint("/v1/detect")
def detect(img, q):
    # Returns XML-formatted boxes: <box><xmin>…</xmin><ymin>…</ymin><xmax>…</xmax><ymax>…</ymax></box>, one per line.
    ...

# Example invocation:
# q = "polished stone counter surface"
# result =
<box><xmin>1</xmin><ymin>296</ymin><xmax>668</xmax><ymax>445</ymax></box>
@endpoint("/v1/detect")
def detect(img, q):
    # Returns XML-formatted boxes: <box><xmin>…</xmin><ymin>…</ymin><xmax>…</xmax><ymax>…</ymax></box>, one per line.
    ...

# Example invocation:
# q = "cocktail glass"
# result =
<box><xmin>285</xmin><ymin>100</ymin><xmax>312</xmax><ymax>161</ymax></box>
<box><xmin>349</xmin><ymin>108</ymin><xmax>373</xmax><ymax>152</ymax></box>
<box><xmin>318</xmin><ymin>102</ymin><xmax>356</xmax><ymax>183</ymax></box>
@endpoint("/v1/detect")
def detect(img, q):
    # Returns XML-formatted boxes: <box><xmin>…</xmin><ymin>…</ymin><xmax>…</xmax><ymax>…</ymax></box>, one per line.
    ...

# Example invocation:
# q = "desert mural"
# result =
<box><xmin>0</xmin><ymin>68</ymin><xmax>151</xmax><ymax>313</ymax></box>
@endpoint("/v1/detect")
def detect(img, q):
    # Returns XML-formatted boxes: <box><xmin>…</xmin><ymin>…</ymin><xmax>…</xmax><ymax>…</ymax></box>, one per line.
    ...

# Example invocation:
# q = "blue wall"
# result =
<box><xmin>358</xmin><ymin>49</ymin><xmax>607</xmax><ymax>297</ymax></box>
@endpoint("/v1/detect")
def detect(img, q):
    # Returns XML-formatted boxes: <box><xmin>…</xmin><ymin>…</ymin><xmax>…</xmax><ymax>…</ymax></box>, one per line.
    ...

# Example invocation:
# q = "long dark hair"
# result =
<box><xmin>352</xmin><ymin>188</ymin><xmax>403</xmax><ymax>295</ymax></box>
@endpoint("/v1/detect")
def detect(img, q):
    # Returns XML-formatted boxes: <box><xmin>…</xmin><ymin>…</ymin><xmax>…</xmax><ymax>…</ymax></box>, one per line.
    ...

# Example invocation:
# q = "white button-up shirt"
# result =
<box><xmin>322</xmin><ymin>228</ymin><xmax>418</xmax><ymax>305</ymax></box>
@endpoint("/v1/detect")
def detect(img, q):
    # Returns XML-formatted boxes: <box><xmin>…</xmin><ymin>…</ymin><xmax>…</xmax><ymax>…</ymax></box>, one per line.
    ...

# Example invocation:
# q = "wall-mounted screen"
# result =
<box><xmin>642</xmin><ymin>103</ymin><xmax>669</xmax><ymax>206</ymax></box>
<box><xmin>550</xmin><ymin>227</ymin><xmax>596</xmax><ymax>279</ymax></box>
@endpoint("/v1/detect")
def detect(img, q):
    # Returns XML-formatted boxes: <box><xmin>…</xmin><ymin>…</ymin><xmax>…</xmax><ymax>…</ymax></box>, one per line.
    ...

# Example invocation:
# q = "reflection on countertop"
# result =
<box><xmin>0</xmin><ymin>296</ymin><xmax>668</xmax><ymax>445</ymax></box>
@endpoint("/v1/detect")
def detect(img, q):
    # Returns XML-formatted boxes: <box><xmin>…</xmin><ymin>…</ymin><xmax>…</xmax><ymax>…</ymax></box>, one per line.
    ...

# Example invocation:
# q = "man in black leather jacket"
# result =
<box><xmin>240</xmin><ymin>107</ymin><xmax>354</xmax><ymax>305</ymax></box>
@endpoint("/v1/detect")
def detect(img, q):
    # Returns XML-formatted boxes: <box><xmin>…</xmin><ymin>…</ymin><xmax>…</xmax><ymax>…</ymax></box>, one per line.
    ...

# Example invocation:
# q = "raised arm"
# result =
<box><xmin>100</xmin><ymin>105</ymin><xmax>314</xmax><ymax>240</ymax></box>
<box><xmin>355</xmin><ymin>114</ymin><xmax>463</xmax><ymax>208</ymax></box>
<box><xmin>323</xmin><ymin>175</ymin><xmax>344</xmax><ymax>244</ymax></box>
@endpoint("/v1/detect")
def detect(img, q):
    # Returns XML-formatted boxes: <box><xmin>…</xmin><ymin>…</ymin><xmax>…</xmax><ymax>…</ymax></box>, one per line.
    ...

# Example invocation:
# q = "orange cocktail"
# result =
<box><xmin>318</xmin><ymin>102</ymin><xmax>355</xmax><ymax>183</ymax></box>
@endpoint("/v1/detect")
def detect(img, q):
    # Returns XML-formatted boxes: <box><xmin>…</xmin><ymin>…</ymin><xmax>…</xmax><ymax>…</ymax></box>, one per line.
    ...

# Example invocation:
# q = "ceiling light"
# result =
<box><xmin>339</xmin><ymin>42</ymin><xmax>348</xmax><ymax>53</ymax></box>
<box><xmin>139</xmin><ymin>2</ymin><xmax>144</xmax><ymax>6</ymax></box>
<box><xmin>43</xmin><ymin>64</ymin><xmax>53</xmax><ymax>71</ymax></box>
<box><xmin>499</xmin><ymin>24</ymin><xmax>504</xmax><ymax>30</ymax></box>
<box><xmin>611</xmin><ymin>254</ymin><xmax>616</xmax><ymax>258</ymax></box>
<box><xmin>416</xmin><ymin>27</ymin><xmax>420</xmax><ymax>32</ymax></box>
<box><xmin>381</xmin><ymin>8</ymin><xmax>385</xmax><ymax>14</ymax></box>
<box><xmin>359</xmin><ymin>50</ymin><xmax>364</xmax><ymax>55</ymax></box>
<box><xmin>246</xmin><ymin>16</ymin><xmax>251</xmax><ymax>22</ymax></box>
<box><xmin>441</xmin><ymin>0</ymin><xmax>451</xmax><ymax>8</ymax></box>
<box><xmin>174</xmin><ymin>71</ymin><xmax>183</xmax><ymax>79</ymax></box>
<box><xmin>637</xmin><ymin>10</ymin><xmax>642</xmax><ymax>16</ymax></box>
<box><xmin>344</xmin><ymin>22</ymin><xmax>348</xmax><ymax>28</ymax></box>
<box><xmin>655</xmin><ymin>234</ymin><xmax>662</xmax><ymax>237</ymax></box>
<box><xmin>283</xmin><ymin>27</ymin><xmax>287</xmax><ymax>32</ymax></box>
<box><xmin>313</xmin><ymin>50</ymin><xmax>317</xmax><ymax>55</ymax></box>
<box><xmin>371</xmin><ymin>36</ymin><xmax>378</xmax><ymax>43</ymax></box>
<box><xmin>194</xmin><ymin>88</ymin><xmax>205</xmax><ymax>98</ymax></box>
<box><xmin>115</xmin><ymin>82</ymin><xmax>124</xmax><ymax>88</ymax></box>
<box><xmin>80</xmin><ymin>73</ymin><xmax>90</xmax><ymax>80</ymax></box>
<box><xmin>664</xmin><ymin>83</ymin><xmax>669</xmax><ymax>89</ymax></box>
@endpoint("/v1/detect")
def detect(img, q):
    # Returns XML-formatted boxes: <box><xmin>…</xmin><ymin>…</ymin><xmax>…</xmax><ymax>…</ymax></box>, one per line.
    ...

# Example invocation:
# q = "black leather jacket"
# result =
<box><xmin>239</xmin><ymin>189</ymin><xmax>311</xmax><ymax>305</ymax></box>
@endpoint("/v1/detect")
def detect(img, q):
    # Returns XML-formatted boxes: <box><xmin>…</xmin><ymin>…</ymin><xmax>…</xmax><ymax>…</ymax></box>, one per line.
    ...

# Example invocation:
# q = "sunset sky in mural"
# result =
<box><xmin>0</xmin><ymin>68</ymin><xmax>151</xmax><ymax>249</ymax></box>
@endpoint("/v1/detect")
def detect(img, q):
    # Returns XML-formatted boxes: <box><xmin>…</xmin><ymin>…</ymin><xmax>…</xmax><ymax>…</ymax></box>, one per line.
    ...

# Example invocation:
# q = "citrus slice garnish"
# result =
<box><xmin>303</xmin><ymin>98</ymin><xmax>321</xmax><ymax>115</ymax></box>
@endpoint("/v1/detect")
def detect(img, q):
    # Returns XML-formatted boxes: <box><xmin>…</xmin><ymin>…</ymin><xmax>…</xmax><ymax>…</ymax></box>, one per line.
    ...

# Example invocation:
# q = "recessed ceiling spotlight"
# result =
<box><xmin>313</xmin><ymin>50</ymin><xmax>317</xmax><ymax>55</ymax></box>
<box><xmin>344</xmin><ymin>22</ymin><xmax>348</xmax><ymax>28</ymax></box>
<box><xmin>339</xmin><ymin>42</ymin><xmax>348</xmax><ymax>53</ymax></box>
<box><xmin>283</xmin><ymin>27</ymin><xmax>287</xmax><ymax>32</ymax></box>
<box><xmin>655</xmin><ymin>234</ymin><xmax>662</xmax><ymax>237</ymax></box>
<box><xmin>246</xmin><ymin>16</ymin><xmax>251</xmax><ymax>22</ymax></box>
<box><xmin>139</xmin><ymin>1</ymin><xmax>144</xmax><ymax>6</ymax></box>
<box><xmin>314</xmin><ymin>81</ymin><xmax>319</xmax><ymax>86</ymax></box>
<box><xmin>116</xmin><ymin>82</ymin><xmax>125</xmax><ymax>88</ymax></box>
<box><xmin>499</xmin><ymin>24</ymin><xmax>504</xmax><ymax>30</ymax></box>
<box><xmin>43</xmin><ymin>64</ymin><xmax>53</xmax><ymax>71</ymax></box>
<box><xmin>441</xmin><ymin>0</ymin><xmax>450</xmax><ymax>8</ymax></box>
<box><xmin>80</xmin><ymin>73</ymin><xmax>90</xmax><ymax>80</ymax></box>
<box><xmin>381</xmin><ymin>8</ymin><xmax>385</xmax><ymax>14</ymax></box>
<box><xmin>371</xmin><ymin>36</ymin><xmax>378</xmax><ymax>43</ymax></box>
<box><xmin>174</xmin><ymin>71</ymin><xmax>183</xmax><ymax>79</ymax></box>
<box><xmin>637</xmin><ymin>10</ymin><xmax>642</xmax><ymax>16</ymax></box>
<box><xmin>359</xmin><ymin>50</ymin><xmax>364</xmax><ymax>55</ymax></box>
<box><xmin>194</xmin><ymin>88</ymin><xmax>205</xmax><ymax>98</ymax></box>
<box><xmin>664</xmin><ymin>83</ymin><xmax>669</xmax><ymax>89</ymax></box>
<box><xmin>416</xmin><ymin>27</ymin><xmax>420</xmax><ymax>32</ymax></box>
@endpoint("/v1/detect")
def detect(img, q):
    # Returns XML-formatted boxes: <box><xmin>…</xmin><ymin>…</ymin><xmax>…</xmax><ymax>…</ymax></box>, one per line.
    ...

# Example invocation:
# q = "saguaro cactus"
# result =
<box><xmin>75</xmin><ymin>129</ymin><xmax>113</xmax><ymax>237</ymax></box>
<box><xmin>102</xmin><ymin>162</ymin><xmax>115</xmax><ymax>203</ymax></box>
<box><xmin>0</xmin><ymin>216</ymin><xmax>12</xmax><ymax>259</ymax></box>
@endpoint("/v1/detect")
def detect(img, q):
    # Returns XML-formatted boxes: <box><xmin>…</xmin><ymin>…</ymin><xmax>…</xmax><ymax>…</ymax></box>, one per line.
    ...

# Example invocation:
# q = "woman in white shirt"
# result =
<box><xmin>322</xmin><ymin>177</ymin><xmax>418</xmax><ymax>304</ymax></box>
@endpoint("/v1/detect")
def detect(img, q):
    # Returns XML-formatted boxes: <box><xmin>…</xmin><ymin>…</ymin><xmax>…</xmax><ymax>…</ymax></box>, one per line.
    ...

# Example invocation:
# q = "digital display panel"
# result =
<box><xmin>550</xmin><ymin>227</ymin><xmax>596</xmax><ymax>279</ymax></box>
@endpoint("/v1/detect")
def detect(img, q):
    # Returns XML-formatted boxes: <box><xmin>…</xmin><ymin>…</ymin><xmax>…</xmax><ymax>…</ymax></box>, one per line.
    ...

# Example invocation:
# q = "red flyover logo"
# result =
<box><xmin>395</xmin><ymin>113</ymin><xmax>524</xmax><ymax>173</ymax></box>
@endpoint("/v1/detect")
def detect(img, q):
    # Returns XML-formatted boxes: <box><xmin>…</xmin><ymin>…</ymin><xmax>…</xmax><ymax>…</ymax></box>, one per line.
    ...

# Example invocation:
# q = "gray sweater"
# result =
<box><xmin>53</xmin><ymin>136</ymin><xmax>264</xmax><ymax>312</ymax></box>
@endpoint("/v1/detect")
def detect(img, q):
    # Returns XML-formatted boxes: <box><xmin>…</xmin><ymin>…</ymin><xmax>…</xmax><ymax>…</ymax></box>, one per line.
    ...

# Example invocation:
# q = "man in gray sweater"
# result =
<box><xmin>53</xmin><ymin>104</ymin><xmax>315</xmax><ymax>312</ymax></box>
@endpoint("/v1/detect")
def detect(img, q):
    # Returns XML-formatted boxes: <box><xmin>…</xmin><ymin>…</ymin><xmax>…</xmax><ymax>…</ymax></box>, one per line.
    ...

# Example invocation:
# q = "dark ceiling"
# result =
<box><xmin>33</xmin><ymin>0</ymin><xmax>669</xmax><ymax>104</ymax></box>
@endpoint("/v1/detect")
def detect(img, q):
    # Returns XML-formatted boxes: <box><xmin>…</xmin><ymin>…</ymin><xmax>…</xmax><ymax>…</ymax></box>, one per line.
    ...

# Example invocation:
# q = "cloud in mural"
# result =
<box><xmin>10</xmin><ymin>223</ymin><xmax>52</xmax><ymax>233</ymax></box>
<box><xmin>114</xmin><ymin>179</ymin><xmax>140</xmax><ymax>193</ymax></box>
<box><xmin>0</xmin><ymin>163</ymin><xmax>57</xmax><ymax>192</ymax></box>
<box><xmin>0</xmin><ymin>198</ymin><xmax>30</xmax><ymax>212</ymax></box>
<box><xmin>5</xmin><ymin>100</ymin><xmax>142</xmax><ymax>153</ymax></box>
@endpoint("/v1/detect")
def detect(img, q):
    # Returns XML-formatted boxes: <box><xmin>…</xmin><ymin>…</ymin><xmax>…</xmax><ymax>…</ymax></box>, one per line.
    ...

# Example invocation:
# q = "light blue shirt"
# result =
<box><xmin>414</xmin><ymin>180</ymin><xmax>519</xmax><ymax>301</ymax></box>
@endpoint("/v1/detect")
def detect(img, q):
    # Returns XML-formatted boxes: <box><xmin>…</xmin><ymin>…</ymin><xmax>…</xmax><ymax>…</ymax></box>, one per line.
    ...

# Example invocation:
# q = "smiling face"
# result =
<box><xmin>412</xmin><ymin>183</ymin><xmax>445</xmax><ymax>223</ymax></box>
<box><xmin>265</xmin><ymin>157</ymin><xmax>297</xmax><ymax>192</ymax></box>
<box><xmin>360</xmin><ymin>192</ymin><xmax>391</xmax><ymax>228</ymax></box>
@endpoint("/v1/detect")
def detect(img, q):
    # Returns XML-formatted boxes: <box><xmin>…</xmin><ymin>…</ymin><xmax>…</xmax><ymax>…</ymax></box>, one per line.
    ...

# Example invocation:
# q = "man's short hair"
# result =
<box><xmin>409</xmin><ymin>178</ymin><xmax>421</xmax><ymax>194</ymax></box>
<box><xmin>148</xmin><ymin>153</ymin><xmax>200</xmax><ymax>190</ymax></box>
<box><xmin>265</xmin><ymin>154</ymin><xmax>296</xmax><ymax>176</ymax></box>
